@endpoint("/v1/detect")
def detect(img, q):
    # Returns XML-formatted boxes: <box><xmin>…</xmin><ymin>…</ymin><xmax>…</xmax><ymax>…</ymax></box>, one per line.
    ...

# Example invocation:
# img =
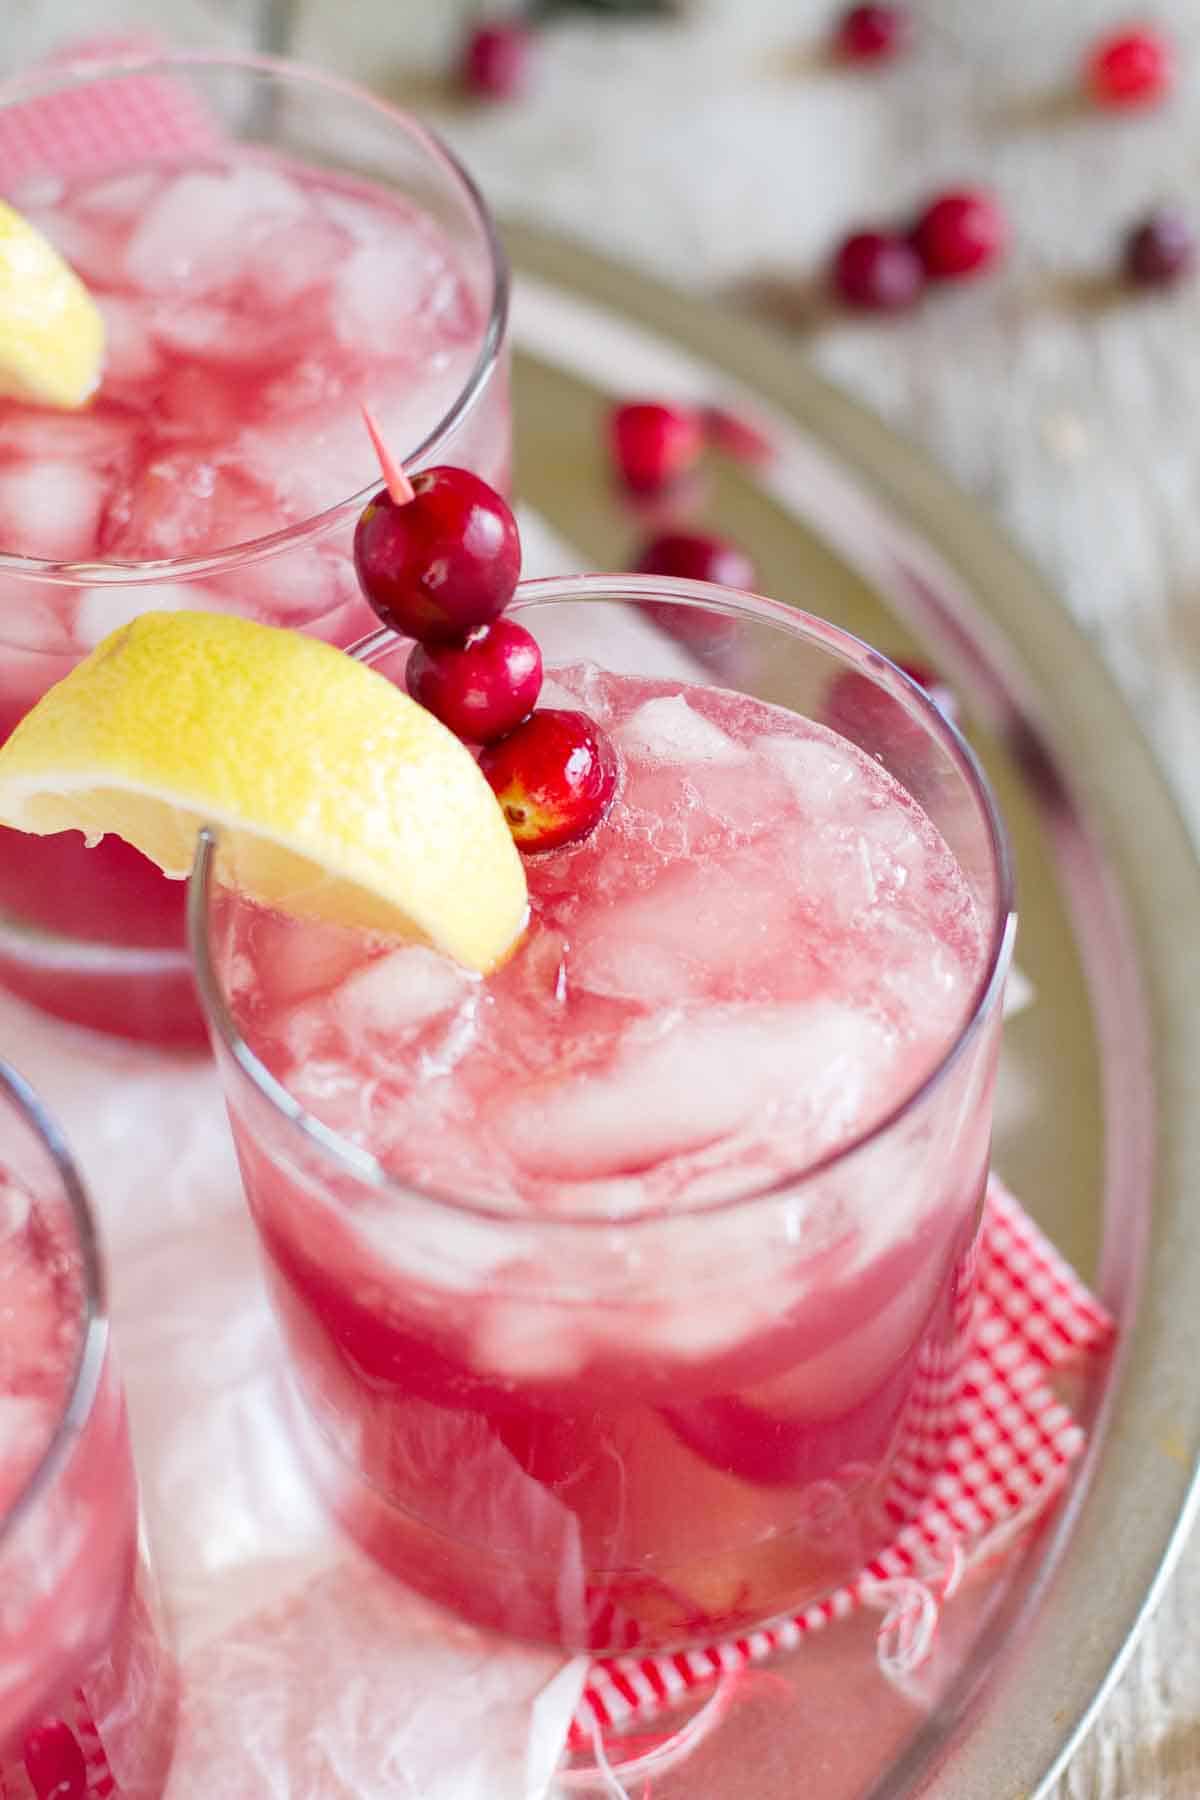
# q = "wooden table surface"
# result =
<box><xmin>10</xmin><ymin>0</ymin><xmax>1200</xmax><ymax>1791</ymax></box>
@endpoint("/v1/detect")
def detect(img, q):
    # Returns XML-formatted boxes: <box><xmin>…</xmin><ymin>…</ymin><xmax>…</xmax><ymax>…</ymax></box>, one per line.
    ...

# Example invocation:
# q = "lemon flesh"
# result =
<box><xmin>0</xmin><ymin>199</ymin><xmax>106</xmax><ymax>410</ymax></box>
<box><xmin>0</xmin><ymin>612</ymin><xmax>528</xmax><ymax>973</ymax></box>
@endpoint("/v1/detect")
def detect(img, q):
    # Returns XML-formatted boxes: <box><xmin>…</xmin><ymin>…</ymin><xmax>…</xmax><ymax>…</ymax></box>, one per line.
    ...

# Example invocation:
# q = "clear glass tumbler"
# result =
<box><xmin>0</xmin><ymin>50</ymin><xmax>510</xmax><ymax>1043</ymax></box>
<box><xmin>190</xmin><ymin>578</ymin><xmax>1014</xmax><ymax>1654</ymax></box>
<box><xmin>0</xmin><ymin>1060</ymin><xmax>175</xmax><ymax>1797</ymax></box>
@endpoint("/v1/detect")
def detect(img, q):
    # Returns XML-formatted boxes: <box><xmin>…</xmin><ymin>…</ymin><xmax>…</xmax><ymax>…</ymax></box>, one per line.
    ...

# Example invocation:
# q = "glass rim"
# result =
<box><xmin>0</xmin><ymin>47</ymin><xmax>510</xmax><ymax>588</ymax></box>
<box><xmin>0</xmin><ymin>1060</ymin><xmax>108</xmax><ymax>1550</ymax></box>
<box><xmin>188</xmin><ymin>574</ymin><xmax>1017</xmax><ymax>1231</ymax></box>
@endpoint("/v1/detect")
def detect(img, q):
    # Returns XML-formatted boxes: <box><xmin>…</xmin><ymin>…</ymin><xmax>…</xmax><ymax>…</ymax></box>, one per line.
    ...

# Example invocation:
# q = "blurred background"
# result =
<box><xmin>6</xmin><ymin>0</ymin><xmax>1200</xmax><ymax>1793</ymax></box>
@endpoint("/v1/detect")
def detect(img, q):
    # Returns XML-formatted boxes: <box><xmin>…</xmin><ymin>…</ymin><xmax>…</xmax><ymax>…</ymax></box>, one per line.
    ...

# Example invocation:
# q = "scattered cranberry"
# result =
<box><xmin>1123</xmin><ymin>207</ymin><xmax>1196</xmax><ymax>286</ymax></box>
<box><xmin>459</xmin><ymin>20</ymin><xmax>534</xmax><ymax>100</ymax></box>
<box><xmin>610</xmin><ymin>401</ymin><xmax>704</xmax><ymax>495</ymax></box>
<box><xmin>480</xmin><ymin>710</ymin><xmax>619</xmax><ymax>852</ymax></box>
<box><xmin>406</xmin><ymin>617</ymin><xmax>543</xmax><ymax>744</ymax></box>
<box><xmin>700</xmin><ymin>403</ymin><xmax>773</xmax><ymax>466</ymax></box>
<box><xmin>354</xmin><ymin>467</ymin><xmax>522</xmax><ymax>646</ymax></box>
<box><xmin>634</xmin><ymin>528</ymin><xmax>756</xmax><ymax>591</ymax></box>
<box><xmin>24</xmin><ymin>1720</ymin><xmax>88</xmax><ymax>1800</ymax></box>
<box><xmin>831</xmin><ymin>229</ymin><xmax>925</xmax><ymax>310</ymax></box>
<box><xmin>826</xmin><ymin>656</ymin><xmax>959</xmax><ymax>750</ymax></box>
<box><xmin>1087</xmin><ymin>25</ymin><xmax>1174</xmax><ymax>108</ymax></box>
<box><xmin>834</xmin><ymin>3</ymin><xmax>912</xmax><ymax>62</ymax></box>
<box><xmin>895</xmin><ymin>657</ymin><xmax>959</xmax><ymax>725</ymax></box>
<box><xmin>911</xmin><ymin>189</ymin><xmax>1008</xmax><ymax>280</ymax></box>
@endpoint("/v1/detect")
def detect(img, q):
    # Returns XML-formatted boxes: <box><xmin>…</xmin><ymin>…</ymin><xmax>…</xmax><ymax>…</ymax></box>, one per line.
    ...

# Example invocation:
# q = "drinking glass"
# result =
<box><xmin>0</xmin><ymin>50</ymin><xmax>510</xmax><ymax>1042</ymax></box>
<box><xmin>190</xmin><ymin>578</ymin><xmax>1014</xmax><ymax>1653</ymax></box>
<box><xmin>0</xmin><ymin>1060</ymin><xmax>175</xmax><ymax>1797</ymax></box>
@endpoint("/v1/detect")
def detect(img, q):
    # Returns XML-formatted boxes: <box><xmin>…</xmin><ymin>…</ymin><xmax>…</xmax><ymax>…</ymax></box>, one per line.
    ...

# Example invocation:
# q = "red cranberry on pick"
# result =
<box><xmin>610</xmin><ymin>401</ymin><xmax>703</xmax><ymax>495</ymax></box>
<box><xmin>834</xmin><ymin>3</ymin><xmax>912</xmax><ymax>63</ymax></box>
<box><xmin>635</xmin><ymin>528</ymin><xmax>756</xmax><ymax>590</ymax></box>
<box><xmin>911</xmin><ymin>189</ymin><xmax>1008</xmax><ymax>280</ymax></box>
<box><xmin>480</xmin><ymin>709</ymin><xmax>619</xmax><ymax>852</ymax></box>
<box><xmin>353</xmin><ymin>466</ymin><xmax>522</xmax><ymax>646</ymax></box>
<box><xmin>24</xmin><ymin>1720</ymin><xmax>88</xmax><ymax>1800</ymax></box>
<box><xmin>832</xmin><ymin>230</ymin><xmax>925</xmax><ymax>311</ymax></box>
<box><xmin>1087</xmin><ymin>25</ymin><xmax>1174</xmax><ymax>108</ymax></box>
<box><xmin>1123</xmin><ymin>208</ymin><xmax>1196</xmax><ymax>287</ymax></box>
<box><xmin>406</xmin><ymin>617</ymin><xmax>543</xmax><ymax>744</ymax></box>
<box><xmin>460</xmin><ymin>20</ymin><xmax>534</xmax><ymax>100</ymax></box>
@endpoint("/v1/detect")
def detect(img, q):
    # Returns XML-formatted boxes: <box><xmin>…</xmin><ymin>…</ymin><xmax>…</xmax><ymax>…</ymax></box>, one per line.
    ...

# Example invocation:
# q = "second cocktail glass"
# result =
<box><xmin>0</xmin><ymin>50</ymin><xmax>510</xmax><ymax>1041</ymax></box>
<box><xmin>0</xmin><ymin>1060</ymin><xmax>175</xmax><ymax>1798</ymax></box>
<box><xmin>190</xmin><ymin>578</ymin><xmax>1014</xmax><ymax>1655</ymax></box>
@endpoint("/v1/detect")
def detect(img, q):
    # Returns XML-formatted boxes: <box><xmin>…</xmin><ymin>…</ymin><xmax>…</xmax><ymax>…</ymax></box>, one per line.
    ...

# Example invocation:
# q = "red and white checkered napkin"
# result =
<box><xmin>0</xmin><ymin>37</ymin><xmax>216</xmax><ymax>193</ymax></box>
<box><xmin>575</xmin><ymin>1178</ymin><xmax>1114</xmax><ymax>1745</ymax></box>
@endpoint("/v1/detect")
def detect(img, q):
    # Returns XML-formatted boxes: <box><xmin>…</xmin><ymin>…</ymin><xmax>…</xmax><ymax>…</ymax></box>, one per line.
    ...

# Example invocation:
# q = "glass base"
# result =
<box><xmin>0</xmin><ymin>919</ymin><xmax>207</xmax><ymax>1046</ymax></box>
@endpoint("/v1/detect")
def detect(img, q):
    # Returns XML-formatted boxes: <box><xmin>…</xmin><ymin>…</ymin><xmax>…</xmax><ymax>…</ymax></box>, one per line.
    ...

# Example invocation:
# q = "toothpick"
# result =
<box><xmin>360</xmin><ymin>404</ymin><xmax>415</xmax><ymax>506</ymax></box>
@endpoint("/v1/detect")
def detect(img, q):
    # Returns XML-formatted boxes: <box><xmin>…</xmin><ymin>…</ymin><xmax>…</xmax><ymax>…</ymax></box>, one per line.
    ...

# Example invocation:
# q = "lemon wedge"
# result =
<box><xmin>0</xmin><ymin>199</ymin><xmax>105</xmax><ymax>409</ymax></box>
<box><xmin>0</xmin><ymin>612</ymin><xmax>528</xmax><ymax>972</ymax></box>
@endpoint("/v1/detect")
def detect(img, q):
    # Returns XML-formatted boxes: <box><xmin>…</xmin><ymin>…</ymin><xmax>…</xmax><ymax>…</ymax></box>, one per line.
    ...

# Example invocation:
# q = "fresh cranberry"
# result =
<box><xmin>911</xmin><ymin>189</ymin><xmax>1008</xmax><ymax>280</ymax></box>
<box><xmin>831</xmin><ymin>230</ymin><xmax>925</xmax><ymax>310</ymax></box>
<box><xmin>834</xmin><ymin>3</ymin><xmax>912</xmax><ymax>62</ymax></box>
<box><xmin>353</xmin><ymin>467</ymin><xmax>522</xmax><ymax>646</ymax></box>
<box><xmin>1123</xmin><ymin>208</ymin><xmax>1196</xmax><ymax>286</ymax></box>
<box><xmin>634</xmin><ymin>528</ymin><xmax>756</xmax><ymax>591</ymax></box>
<box><xmin>23</xmin><ymin>1720</ymin><xmax>88</xmax><ymax>1800</ymax></box>
<box><xmin>700</xmin><ymin>403</ymin><xmax>773</xmax><ymax>465</ymax></box>
<box><xmin>460</xmin><ymin>20</ymin><xmax>534</xmax><ymax>100</ymax></box>
<box><xmin>1087</xmin><ymin>25</ymin><xmax>1174</xmax><ymax>108</ymax></box>
<box><xmin>895</xmin><ymin>657</ymin><xmax>959</xmax><ymax>725</ymax></box>
<box><xmin>406</xmin><ymin>618</ymin><xmax>543</xmax><ymax>744</ymax></box>
<box><xmin>609</xmin><ymin>401</ymin><xmax>703</xmax><ymax>495</ymax></box>
<box><xmin>825</xmin><ymin>656</ymin><xmax>958</xmax><ymax>750</ymax></box>
<box><xmin>480</xmin><ymin>710</ymin><xmax>619</xmax><ymax>852</ymax></box>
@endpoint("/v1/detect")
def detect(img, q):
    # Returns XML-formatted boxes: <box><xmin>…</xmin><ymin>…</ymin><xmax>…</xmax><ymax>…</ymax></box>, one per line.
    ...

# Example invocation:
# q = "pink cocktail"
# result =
<box><xmin>0</xmin><ymin>1061</ymin><xmax>174</xmax><ymax>1797</ymax></box>
<box><xmin>0</xmin><ymin>52</ymin><xmax>509</xmax><ymax>1041</ymax></box>
<box><xmin>193</xmin><ymin>579</ymin><xmax>1014</xmax><ymax>1653</ymax></box>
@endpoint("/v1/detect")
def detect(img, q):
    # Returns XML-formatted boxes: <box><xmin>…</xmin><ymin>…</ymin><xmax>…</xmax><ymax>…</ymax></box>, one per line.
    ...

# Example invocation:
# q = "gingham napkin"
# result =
<box><xmin>573</xmin><ymin>1177</ymin><xmax>1113</xmax><ymax>1758</ymax></box>
<box><xmin>0</xmin><ymin>37</ymin><xmax>216</xmax><ymax>195</ymax></box>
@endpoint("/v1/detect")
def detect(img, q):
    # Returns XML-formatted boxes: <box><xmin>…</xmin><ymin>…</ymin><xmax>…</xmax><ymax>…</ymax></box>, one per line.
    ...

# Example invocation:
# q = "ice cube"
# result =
<box><xmin>72</xmin><ymin>583</ymin><xmax>202</xmax><ymax>651</ymax></box>
<box><xmin>77</xmin><ymin>169</ymin><xmax>159</xmax><ymax>219</ymax></box>
<box><xmin>492</xmin><ymin>1012</ymin><xmax>767</xmax><ymax>1180</ymax></box>
<box><xmin>101</xmin><ymin>453</ymin><xmax>275</xmax><ymax>559</ymax></box>
<box><xmin>151</xmin><ymin>301</ymin><xmax>311</xmax><ymax>369</ymax></box>
<box><xmin>8</xmin><ymin>174</ymin><xmax>64</xmax><ymax>210</ymax></box>
<box><xmin>244</xmin><ymin>218</ymin><xmax>343</xmax><ymax>305</ymax></box>
<box><xmin>0</xmin><ymin>461</ymin><xmax>104</xmax><ymax>560</ymax></box>
<box><xmin>495</xmin><ymin>1001</ymin><xmax>894</xmax><ymax>1183</ymax></box>
<box><xmin>0</xmin><ymin>412</ymin><xmax>129</xmax><ymax>465</ymax></box>
<box><xmin>0</xmin><ymin>581</ymin><xmax>70</xmax><ymax>651</ymax></box>
<box><xmin>758</xmin><ymin>732</ymin><xmax>859</xmax><ymax>816</ymax></box>
<box><xmin>0</xmin><ymin>1178</ymin><xmax>30</xmax><ymax>1242</ymax></box>
<box><xmin>329</xmin><ymin>239</ymin><xmax>444</xmax><ymax>348</ymax></box>
<box><xmin>124</xmin><ymin>167</ymin><xmax>308</xmax><ymax>295</ymax></box>
<box><xmin>568</xmin><ymin>858</ymin><xmax>788</xmax><ymax>1003</ymax></box>
<box><xmin>96</xmin><ymin>293</ymin><xmax>160</xmax><ymax>385</ymax></box>
<box><xmin>22</xmin><ymin>208</ymin><xmax>110</xmax><ymax>283</ymax></box>
<box><xmin>617</xmin><ymin>694</ymin><xmax>745</xmax><ymax>765</ymax></box>
<box><xmin>330</xmin><ymin>946</ymin><xmax>475</xmax><ymax>1041</ymax></box>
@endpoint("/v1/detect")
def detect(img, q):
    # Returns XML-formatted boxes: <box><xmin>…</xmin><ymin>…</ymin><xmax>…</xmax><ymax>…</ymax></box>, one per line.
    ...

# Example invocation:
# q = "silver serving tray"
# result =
<box><xmin>506</xmin><ymin>224</ymin><xmax>1200</xmax><ymax>1799</ymax></box>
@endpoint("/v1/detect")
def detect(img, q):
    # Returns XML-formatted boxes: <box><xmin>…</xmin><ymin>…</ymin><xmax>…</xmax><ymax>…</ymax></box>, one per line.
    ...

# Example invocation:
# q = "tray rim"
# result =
<box><xmin>502</xmin><ymin>219</ymin><xmax>1200</xmax><ymax>1799</ymax></box>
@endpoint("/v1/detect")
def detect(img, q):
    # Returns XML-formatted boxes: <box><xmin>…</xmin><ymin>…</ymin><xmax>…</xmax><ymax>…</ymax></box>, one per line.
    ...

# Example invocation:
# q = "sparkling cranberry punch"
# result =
<box><xmin>0</xmin><ymin>52</ymin><xmax>509</xmax><ymax>1040</ymax></box>
<box><xmin>192</xmin><ymin>577</ymin><xmax>1014</xmax><ymax>1654</ymax></box>
<box><xmin>0</xmin><ymin>1062</ymin><xmax>174</xmax><ymax>1798</ymax></box>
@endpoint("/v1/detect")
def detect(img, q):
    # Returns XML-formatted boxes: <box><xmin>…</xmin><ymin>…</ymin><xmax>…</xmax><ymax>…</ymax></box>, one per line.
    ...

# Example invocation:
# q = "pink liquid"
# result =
<box><xmin>0</xmin><ymin>153</ymin><xmax>509</xmax><ymax>1038</ymax></box>
<box><xmin>219</xmin><ymin>669</ymin><xmax>998</xmax><ymax>1652</ymax></box>
<box><xmin>0</xmin><ymin>1173</ymin><xmax>175</xmax><ymax>1796</ymax></box>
